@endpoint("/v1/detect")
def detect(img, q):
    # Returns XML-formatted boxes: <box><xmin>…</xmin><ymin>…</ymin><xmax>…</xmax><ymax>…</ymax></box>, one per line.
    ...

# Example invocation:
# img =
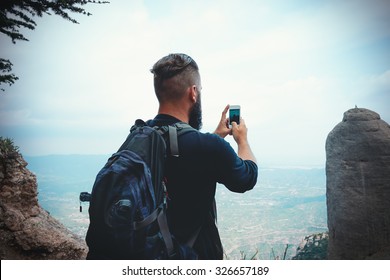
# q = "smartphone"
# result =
<box><xmin>229</xmin><ymin>105</ymin><xmax>240</xmax><ymax>127</ymax></box>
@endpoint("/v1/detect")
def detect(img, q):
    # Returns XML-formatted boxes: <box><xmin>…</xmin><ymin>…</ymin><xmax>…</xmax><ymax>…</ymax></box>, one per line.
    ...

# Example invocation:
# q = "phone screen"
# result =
<box><xmin>229</xmin><ymin>108</ymin><xmax>240</xmax><ymax>125</ymax></box>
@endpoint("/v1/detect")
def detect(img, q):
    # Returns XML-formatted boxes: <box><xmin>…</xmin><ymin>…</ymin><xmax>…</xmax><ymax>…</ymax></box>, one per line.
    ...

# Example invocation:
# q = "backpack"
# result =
<box><xmin>85</xmin><ymin>119</ymin><xmax>198</xmax><ymax>259</ymax></box>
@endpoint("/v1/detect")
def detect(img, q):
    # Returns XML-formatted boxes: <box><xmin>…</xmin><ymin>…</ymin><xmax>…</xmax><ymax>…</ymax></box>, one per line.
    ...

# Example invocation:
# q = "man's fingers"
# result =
<box><xmin>232</xmin><ymin>118</ymin><xmax>244</xmax><ymax>127</ymax></box>
<box><xmin>222</xmin><ymin>104</ymin><xmax>229</xmax><ymax>117</ymax></box>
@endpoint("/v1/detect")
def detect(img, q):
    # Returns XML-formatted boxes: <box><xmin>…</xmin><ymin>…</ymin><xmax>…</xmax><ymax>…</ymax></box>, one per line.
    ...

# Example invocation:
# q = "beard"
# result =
<box><xmin>189</xmin><ymin>95</ymin><xmax>202</xmax><ymax>130</ymax></box>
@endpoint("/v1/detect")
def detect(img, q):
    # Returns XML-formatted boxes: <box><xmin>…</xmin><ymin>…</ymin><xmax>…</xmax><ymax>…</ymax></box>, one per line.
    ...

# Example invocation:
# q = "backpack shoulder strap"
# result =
<box><xmin>168</xmin><ymin>126</ymin><xmax>180</xmax><ymax>157</ymax></box>
<box><xmin>174</xmin><ymin>122</ymin><xmax>196</xmax><ymax>135</ymax></box>
<box><xmin>169</xmin><ymin>122</ymin><xmax>196</xmax><ymax>157</ymax></box>
<box><xmin>149</xmin><ymin>121</ymin><xmax>195</xmax><ymax>157</ymax></box>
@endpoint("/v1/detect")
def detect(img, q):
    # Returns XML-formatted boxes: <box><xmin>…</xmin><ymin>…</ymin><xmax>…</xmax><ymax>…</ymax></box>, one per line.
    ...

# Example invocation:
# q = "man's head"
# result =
<box><xmin>151</xmin><ymin>53</ymin><xmax>202</xmax><ymax>130</ymax></box>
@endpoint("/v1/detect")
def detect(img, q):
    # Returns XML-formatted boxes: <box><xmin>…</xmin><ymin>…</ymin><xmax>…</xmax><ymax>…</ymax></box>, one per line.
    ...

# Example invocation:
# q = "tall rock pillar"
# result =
<box><xmin>326</xmin><ymin>108</ymin><xmax>390</xmax><ymax>259</ymax></box>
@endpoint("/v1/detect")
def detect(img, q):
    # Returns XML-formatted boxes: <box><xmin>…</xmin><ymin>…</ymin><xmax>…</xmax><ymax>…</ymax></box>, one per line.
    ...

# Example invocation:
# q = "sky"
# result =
<box><xmin>0</xmin><ymin>0</ymin><xmax>389</xmax><ymax>167</ymax></box>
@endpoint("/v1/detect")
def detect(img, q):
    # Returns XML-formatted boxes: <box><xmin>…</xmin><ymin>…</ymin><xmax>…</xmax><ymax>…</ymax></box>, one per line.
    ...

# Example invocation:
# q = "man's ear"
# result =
<box><xmin>189</xmin><ymin>85</ymin><xmax>197</xmax><ymax>103</ymax></box>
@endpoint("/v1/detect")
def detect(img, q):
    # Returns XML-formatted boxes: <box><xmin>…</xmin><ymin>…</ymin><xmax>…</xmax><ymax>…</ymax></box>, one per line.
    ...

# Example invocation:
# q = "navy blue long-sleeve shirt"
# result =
<box><xmin>149</xmin><ymin>114</ymin><xmax>258</xmax><ymax>259</ymax></box>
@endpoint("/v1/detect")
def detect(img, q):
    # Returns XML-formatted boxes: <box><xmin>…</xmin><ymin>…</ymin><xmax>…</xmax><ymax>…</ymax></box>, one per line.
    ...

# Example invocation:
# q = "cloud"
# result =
<box><xmin>367</xmin><ymin>70</ymin><xmax>390</xmax><ymax>93</ymax></box>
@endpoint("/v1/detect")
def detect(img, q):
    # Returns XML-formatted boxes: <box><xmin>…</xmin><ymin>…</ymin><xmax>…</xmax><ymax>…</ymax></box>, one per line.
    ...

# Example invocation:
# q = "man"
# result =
<box><xmin>148</xmin><ymin>53</ymin><xmax>258</xmax><ymax>259</ymax></box>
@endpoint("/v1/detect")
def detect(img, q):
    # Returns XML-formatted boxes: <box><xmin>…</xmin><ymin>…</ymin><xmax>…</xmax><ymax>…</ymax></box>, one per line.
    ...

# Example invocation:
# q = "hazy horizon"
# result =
<box><xmin>24</xmin><ymin>154</ymin><xmax>327</xmax><ymax>169</ymax></box>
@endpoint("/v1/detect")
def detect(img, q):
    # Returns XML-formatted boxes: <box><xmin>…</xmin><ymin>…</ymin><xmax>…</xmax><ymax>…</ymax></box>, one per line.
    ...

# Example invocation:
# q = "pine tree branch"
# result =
<box><xmin>0</xmin><ymin>58</ymin><xmax>19</xmax><ymax>92</ymax></box>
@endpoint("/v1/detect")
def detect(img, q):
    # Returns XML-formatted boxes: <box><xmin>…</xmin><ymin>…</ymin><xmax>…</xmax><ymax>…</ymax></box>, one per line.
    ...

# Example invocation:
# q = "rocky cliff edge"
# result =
<box><xmin>0</xmin><ymin>138</ymin><xmax>87</xmax><ymax>259</ymax></box>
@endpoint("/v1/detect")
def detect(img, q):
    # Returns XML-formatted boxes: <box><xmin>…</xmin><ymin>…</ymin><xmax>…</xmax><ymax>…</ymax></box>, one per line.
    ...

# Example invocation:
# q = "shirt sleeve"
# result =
<box><xmin>206</xmin><ymin>134</ymin><xmax>258</xmax><ymax>193</ymax></box>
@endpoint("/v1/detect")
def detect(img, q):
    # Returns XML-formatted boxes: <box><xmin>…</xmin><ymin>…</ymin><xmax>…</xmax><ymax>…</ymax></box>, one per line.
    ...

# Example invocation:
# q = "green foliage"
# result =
<box><xmin>0</xmin><ymin>136</ymin><xmax>19</xmax><ymax>155</ymax></box>
<box><xmin>0</xmin><ymin>58</ymin><xmax>18</xmax><ymax>91</ymax></box>
<box><xmin>0</xmin><ymin>0</ymin><xmax>108</xmax><ymax>91</ymax></box>
<box><xmin>292</xmin><ymin>232</ymin><xmax>328</xmax><ymax>260</ymax></box>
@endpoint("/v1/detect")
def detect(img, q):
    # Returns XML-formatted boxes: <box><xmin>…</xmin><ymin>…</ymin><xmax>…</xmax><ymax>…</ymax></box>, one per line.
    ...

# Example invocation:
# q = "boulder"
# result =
<box><xmin>326</xmin><ymin>108</ymin><xmax>390</xmax><ymax>259</ymax></box>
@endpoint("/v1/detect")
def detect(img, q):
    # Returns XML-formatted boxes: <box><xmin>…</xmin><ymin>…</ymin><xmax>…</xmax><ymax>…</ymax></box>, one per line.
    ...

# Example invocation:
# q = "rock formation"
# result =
<box><xmin>326</xmin><ymin>108</ymin><xmax>390</xmax><ymax>259</ymax></box>
<box><xmin>0</xmin><ymin>139</ymin><xmax>87</xmax><ymax>259</ymax></box>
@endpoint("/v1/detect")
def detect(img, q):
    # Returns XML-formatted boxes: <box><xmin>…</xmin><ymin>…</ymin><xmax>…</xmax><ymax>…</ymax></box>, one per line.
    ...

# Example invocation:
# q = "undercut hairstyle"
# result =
<box><xmin>150</xmin><ymin>53</ymin><xmax>200</xmax><ymax>103</ymax></box>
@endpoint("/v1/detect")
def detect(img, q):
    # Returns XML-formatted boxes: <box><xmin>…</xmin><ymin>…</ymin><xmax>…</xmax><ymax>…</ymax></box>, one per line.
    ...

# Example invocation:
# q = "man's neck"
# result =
<box><xmin>158</xmin><ymin>104</ymin><xmax>189</xmax><ymax>123</ymax></box>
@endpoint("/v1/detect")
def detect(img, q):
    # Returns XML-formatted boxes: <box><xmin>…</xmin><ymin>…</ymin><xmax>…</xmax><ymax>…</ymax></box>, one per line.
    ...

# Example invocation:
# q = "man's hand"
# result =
<box><xmin>232</xmin><ymin>118</ymin><xmax>257</xmax><ymax>164</ymax></box>
<box><xmin>213</xmin><ymin>104</ymin><xmax>231</xmax><ymax>138</ymax></box>
<box><xmin>231</xmin><ymin>118</ymin><xmax>248</xmax><ymax>145</ymax></box>
<box><xmin>214</xmin><ymin>105</ymin><xmax>257</xmax><ymax>163</ymax></box>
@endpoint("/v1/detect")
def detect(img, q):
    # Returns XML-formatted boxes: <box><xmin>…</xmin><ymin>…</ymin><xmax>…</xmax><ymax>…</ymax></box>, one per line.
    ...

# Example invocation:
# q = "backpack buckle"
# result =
<box><xmin>162</xmin><ymin>179</ymin><xmax>169</xmax><ymax>206</ymax></box>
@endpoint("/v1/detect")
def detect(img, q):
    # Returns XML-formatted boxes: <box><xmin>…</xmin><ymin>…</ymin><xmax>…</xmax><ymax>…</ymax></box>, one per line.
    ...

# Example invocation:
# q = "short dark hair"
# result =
<box><xmin>150</xmin><ymin>53</ymin><xmax>200</xmax><ymax>102</ymax></box>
